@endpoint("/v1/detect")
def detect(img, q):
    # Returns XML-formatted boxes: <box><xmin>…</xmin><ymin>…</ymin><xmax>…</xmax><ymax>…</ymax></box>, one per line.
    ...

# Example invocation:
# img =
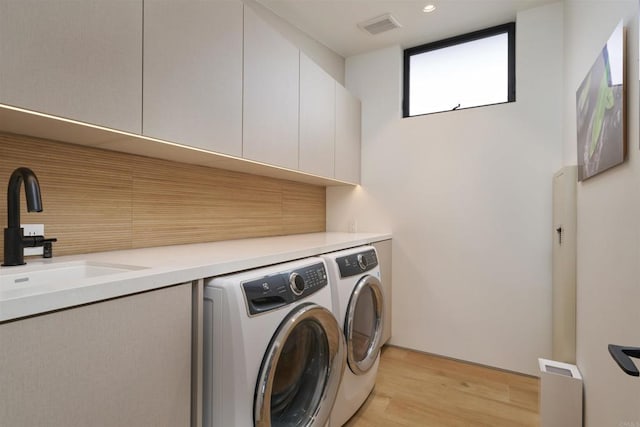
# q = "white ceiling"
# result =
<box><xmin>258</xmin><ymin>0</ymin><xmax>557</xmax><ymax>58</ymax></box>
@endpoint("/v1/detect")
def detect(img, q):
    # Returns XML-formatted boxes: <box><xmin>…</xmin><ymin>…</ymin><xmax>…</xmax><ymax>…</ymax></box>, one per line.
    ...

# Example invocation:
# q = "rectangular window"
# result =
<box><xmin>403</xmin><ymin>23</ymin><xmax>515</xmax><ymax>117</ymax></box>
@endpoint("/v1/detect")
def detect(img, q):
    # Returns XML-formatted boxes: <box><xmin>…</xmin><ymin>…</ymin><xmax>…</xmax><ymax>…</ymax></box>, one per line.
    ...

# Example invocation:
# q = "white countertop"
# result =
<box><xmin>0</xmin><ymin>232</ymin><xmax>391</xmax><ymax>322</ymax></box>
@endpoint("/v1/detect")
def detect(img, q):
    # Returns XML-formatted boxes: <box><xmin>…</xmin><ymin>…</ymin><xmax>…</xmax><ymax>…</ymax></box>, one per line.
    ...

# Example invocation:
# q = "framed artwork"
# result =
<box><xmin>576</xmin><ymin>20</ymin><xmax>625</xmax><ymax>181</ymax></box>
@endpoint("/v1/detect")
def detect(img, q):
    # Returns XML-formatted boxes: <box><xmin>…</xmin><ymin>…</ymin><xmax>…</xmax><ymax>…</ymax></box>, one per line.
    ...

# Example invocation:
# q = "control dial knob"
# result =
<box><xmin>357</xmin><ymin>254</ymin><xmax>368</xmax><ymax>270</ymax></box>
<box><xmin>289</xmin><ymin>272</ymin><xmax>305</xmax><ymax>295</ymax></box>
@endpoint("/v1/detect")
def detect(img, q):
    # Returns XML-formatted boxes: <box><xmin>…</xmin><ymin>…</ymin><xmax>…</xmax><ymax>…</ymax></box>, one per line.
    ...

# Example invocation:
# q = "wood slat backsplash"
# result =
<box><xmin>0</xmin><ymin>132</ymin><xmax>326</xmax><ymax>258</ymax></box>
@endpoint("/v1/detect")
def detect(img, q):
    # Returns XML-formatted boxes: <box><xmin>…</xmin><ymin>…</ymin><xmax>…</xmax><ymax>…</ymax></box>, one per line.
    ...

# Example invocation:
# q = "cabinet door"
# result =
<box><xmin>552</xmin><ymin>166</ymin><xmax>577</xmax><ymax>363</ymax></box>
<box><xmin>335</xmin><ymin>84</ymin><xmax>361</xmax><ymax>183</ymax></box>
<box><xmin>372</xmin><ymin>239</ymin><xmax>392</xmax><ymax>344</ymax></box>
<box><xmin>299</xmin><ymin>53</ymin><xmax>335</xmax><ymax>177</ymax></box>
<box><xmin>0</xmin><ymin>0</ymin><xmax>142</xmax><ymax>133</ymax></box>
<box><xmin>143</xmin><ymin>0</ymin><xmax>242</xmax><ymax>156</ymax></box>
<box><xmin>243</xmin><ymin>6</ymin><xmax>299</xmax><ymax>170</ymax></box>
<box><xmin>0</xmin><ymin>284</ymin><xmax>192</xmax><ymax>427</ymax></box>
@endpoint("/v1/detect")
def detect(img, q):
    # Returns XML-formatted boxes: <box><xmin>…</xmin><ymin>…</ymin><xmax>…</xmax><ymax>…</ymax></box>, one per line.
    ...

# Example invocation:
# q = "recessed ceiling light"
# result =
<box><xmin>423</xmin><ymin>4</ymin><xmax>436</xmax><ymax>13</ymax></box>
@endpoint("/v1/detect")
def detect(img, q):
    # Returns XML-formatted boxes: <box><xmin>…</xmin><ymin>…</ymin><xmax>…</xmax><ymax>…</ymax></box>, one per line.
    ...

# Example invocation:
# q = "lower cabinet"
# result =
<box><xmin>0</xmin><ymin>283</ymin><xmax>192</xmax><ymax>427</ymax></box>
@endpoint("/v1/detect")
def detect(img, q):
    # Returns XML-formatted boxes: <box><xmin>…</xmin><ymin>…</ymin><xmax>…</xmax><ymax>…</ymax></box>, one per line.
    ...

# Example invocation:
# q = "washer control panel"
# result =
<box><xmin>243</xmin><ymin>262</ymin><xmax>328</xmax><ymax>316</ymax></box>
<box><xmin>336</xmin><ymin>249</ymin><xmax>378</xmax><ymax>278</ymax></box>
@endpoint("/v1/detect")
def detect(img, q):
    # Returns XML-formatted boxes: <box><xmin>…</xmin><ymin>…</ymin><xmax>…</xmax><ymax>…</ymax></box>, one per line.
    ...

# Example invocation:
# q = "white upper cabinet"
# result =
<box><xmin>299</xmin><ymin>53</ymin><xmax>335</xmax><ymax>178</ymax></box>
<box><xmin>335</xmin><ymin>83</ymin><xmax>361</xmax><ymax>184</ymax></box>
<box><xmin>0</xmin><ymin>0</ymin><xmax>361</xmax><ymax>185</ymax></box>
<box><xmin>0</xmin><ymin>0</ymin><xmax>142</xmax><ymax>134</ymax></box>
<box><xmin>243</xmin><ymin>6</ymin><xmax>299</xmax><ymax>170</ymax></box>
<box><xmin>143</xmin><ymin>0</ymin><xmax>242</xmax><ymax>156</ymax></box>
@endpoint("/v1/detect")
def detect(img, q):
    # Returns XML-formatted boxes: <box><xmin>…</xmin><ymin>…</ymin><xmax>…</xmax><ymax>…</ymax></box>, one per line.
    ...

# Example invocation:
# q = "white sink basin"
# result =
<box><xmin>0</xmin><ymin>261</ymin><xmax>146</xmax><ymax>291</ymax></box>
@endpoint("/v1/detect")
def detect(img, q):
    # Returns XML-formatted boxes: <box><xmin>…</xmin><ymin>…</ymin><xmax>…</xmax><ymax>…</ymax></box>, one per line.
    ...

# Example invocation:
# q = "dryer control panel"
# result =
<box><xmin>336</xmin><ymin>249</ymin><xmax>378</xmax><ymax>278</ymax></box>
<box><xmin>242</xmin><ymin>262</ymin><xmax>328</xmax><ymax>316</ymax></box>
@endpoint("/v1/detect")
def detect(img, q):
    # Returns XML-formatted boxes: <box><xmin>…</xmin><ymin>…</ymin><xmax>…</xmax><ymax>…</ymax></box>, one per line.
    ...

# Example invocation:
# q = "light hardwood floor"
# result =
<box><xmin>345</xmin><ymin>346</ymin><xmax>540</xmax><ymax>427</ymax></box>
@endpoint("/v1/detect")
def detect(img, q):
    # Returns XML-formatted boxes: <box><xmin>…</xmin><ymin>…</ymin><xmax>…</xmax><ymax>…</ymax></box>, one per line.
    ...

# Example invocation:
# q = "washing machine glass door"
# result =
<box><xmin>345</xmin><ymin>275</ymin><xmax>384</xmax><ymax>375</ymax></box>
<box><xmin>254</xmin><ymin>303</ymin><xmax>345</xmax><ymax>427</ymax></box>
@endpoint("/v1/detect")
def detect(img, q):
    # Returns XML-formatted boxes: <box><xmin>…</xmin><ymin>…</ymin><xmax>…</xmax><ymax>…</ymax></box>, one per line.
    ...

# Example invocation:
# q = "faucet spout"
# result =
<box><xmin>7</xmin><ymin>167</ymin><xmax>43</xmax><ymax>228</ymax></box>
<box><xmin>3</xmin><ymin>167</ymin><xmax>44</xmax><ymax>266</ymax></box>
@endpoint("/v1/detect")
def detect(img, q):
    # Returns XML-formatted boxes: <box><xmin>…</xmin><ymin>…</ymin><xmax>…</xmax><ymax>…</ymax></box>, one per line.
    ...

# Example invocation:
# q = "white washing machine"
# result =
<box><xmin>203</xmin><ymin>257</ymin><xmax>346</xmax><ymax>427</ymax></box>
<box><xmin>321</xmin><ymin>246</ymin><xmax>385</xmax><ymax>427</ymax></box>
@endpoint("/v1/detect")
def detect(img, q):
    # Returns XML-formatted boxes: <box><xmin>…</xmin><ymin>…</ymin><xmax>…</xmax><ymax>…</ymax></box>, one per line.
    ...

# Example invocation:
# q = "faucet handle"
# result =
<box><xmin>22</xmin><ymin>235</ymin><xmax>49</xmax><ymax>247</ymax></box>
<box><xmin>21</xmin><ymin>235</ymin><xmax>57</xmax><ymax>258</ymax></box>
<box><xmin>43</xmin><ymin>238</ymin><xmax>57</xmax><ymax>259</ymax></box>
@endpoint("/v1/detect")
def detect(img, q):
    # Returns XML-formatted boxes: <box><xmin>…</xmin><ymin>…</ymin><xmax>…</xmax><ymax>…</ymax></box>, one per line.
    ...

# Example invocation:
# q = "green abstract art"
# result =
<box><xmin>576</xmin><ymin>20</ymin><xmax>625</xmax><ymax>181</ymax></box>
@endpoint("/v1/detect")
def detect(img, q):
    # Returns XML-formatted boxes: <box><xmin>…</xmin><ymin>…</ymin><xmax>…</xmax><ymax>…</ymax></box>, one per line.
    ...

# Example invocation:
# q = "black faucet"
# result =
<box><xmin>3</xmin><ymin>167</ymin><xmax>56</xmax><ymax>266</ymax></box>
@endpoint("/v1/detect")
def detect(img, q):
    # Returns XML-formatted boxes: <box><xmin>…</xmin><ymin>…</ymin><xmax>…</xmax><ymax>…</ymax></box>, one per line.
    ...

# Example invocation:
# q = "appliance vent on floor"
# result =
<box><xmin>358</xmin><ymin>13</ymin><xmax>402</xmax><ymax>35</ymax></box>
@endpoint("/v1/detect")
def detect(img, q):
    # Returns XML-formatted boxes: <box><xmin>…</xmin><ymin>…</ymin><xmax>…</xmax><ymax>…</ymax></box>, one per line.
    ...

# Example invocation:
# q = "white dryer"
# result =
<box><xmin>321</xmin><ymin>246</ymin><xmax>385</xmax><ymax>427</ymax></box>
<box><xmin>203</xmin><ymin>257</ymin><xmax>346</xmax><ymax>427</ymax></box>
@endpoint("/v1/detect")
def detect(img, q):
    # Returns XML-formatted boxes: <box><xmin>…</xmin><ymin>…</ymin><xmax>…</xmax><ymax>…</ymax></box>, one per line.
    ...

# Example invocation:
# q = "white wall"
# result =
<box><xmin>243</xmin><ymin>0</ymin><xmax>345</xmax><ymax>84</ymax></box>
<box><xmin>327</xmin><ymin>3</ymin><xmax>564</xmax><ymax>375</ymax></box>
<box><xmin>563</xmin><ymin>1</ymin><xmax>640</xmax><ymax>425</ymax></box>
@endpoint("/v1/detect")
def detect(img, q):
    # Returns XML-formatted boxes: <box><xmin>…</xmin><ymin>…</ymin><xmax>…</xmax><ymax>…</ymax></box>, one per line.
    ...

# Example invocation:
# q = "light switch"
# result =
<box><xmin>22</xmin><ymin>223</ymin><xmax>44</xmax><ymax>256</ymax></box>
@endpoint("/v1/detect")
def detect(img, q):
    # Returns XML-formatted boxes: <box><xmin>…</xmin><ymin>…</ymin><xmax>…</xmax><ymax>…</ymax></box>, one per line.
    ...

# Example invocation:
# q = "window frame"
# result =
<box><xmin>402</xmin><ymin>22</ymin><xmax>516</xmax><ymax>118</ymax></box>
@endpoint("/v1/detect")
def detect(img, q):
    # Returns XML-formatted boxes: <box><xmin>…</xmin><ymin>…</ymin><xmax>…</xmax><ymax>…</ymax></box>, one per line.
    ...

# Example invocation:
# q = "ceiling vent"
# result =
<box><xmin>358</xmin><ymin>13</ymin><xmax>402</xmax><ymax>36</ymax></box>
